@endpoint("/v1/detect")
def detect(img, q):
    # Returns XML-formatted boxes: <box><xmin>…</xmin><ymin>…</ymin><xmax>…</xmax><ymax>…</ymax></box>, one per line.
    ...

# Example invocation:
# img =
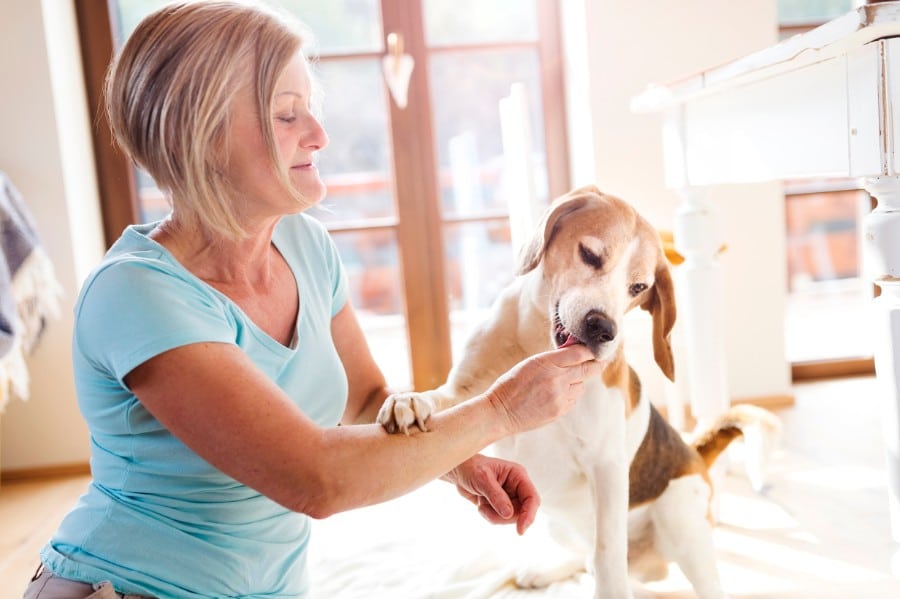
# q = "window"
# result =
<box><xmin>75</xmin><ymin>0</ymin><xmax>569</xmax><ymax>391</ymax></box>
<box><xmin>777</xmin><ymin>0</ymin><xmax>854</xmax><ymax>37</ymax></box>
<box><xmin>776</xmin><ymin>0</ymin><xmax>874</xmax><ymax>376</ymax></box>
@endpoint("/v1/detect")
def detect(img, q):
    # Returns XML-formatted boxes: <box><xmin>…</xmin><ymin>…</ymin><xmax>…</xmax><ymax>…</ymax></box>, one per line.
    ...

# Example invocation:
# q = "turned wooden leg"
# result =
<box><xmin>863</xmin><ymin>177</ymin><xmax>900</xmax><ymax>553</ymax></box>
<box><xmin>673</xmin><ymin>187</ymin><xmax>729</xmax><ymax>429</ymax></box>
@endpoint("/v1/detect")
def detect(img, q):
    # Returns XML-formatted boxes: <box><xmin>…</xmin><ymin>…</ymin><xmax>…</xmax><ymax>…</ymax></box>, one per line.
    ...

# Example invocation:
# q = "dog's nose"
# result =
<box><xmin>584</xmin><ymin>311</ymin><xmax>616</xmax><ymax>344</ymax></box>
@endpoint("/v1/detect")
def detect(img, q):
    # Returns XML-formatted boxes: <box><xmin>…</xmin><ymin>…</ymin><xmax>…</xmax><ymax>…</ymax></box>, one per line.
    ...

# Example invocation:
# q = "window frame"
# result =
<box><xmin>74</xmin><ymin>0</ymin><xmax>570</xmax><ymax>390</ymax></box>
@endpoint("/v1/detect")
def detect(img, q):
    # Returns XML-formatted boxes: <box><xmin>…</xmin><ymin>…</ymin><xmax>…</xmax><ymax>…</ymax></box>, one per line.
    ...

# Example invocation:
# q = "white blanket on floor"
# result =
<box><xmin>309</xmin><ymin>479</ymin><xmax>595</xmax><ymax>599</ymax></box>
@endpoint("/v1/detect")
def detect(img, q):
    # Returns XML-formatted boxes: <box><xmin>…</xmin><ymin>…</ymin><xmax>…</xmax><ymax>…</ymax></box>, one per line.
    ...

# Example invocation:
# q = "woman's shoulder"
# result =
<box><xmin>79</xmin><ymin>224</ymin><xmax>211</xmax><ymax>307</ymax></box>
<box><xmin>274</xmin><ymin>212</ymin><xmax>339</xmax><ymax>258</ymax></box>
<box><xmin>276</xmin><ymin>211</ymin><xmax>330</xmax><ymax>239</ymax></box>
<box><xmin>91</xmin><ymin>225</ymin><xmax>185</xmax><ymax>279</ymax></box>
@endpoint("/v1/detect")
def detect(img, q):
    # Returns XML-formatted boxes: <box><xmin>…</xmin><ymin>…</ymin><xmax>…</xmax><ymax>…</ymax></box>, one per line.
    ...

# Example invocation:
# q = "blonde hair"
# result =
<box><xmin>105</xmin><ymin>0</ymin><xmax>316</xmax><ymax>239</ymax></box>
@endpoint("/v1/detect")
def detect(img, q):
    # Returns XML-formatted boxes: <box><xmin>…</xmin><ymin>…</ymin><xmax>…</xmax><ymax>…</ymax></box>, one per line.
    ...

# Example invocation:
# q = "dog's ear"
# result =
<box><xmin>517</xmin><ymin>189</ymin><xmax>597</xmax><ymax>275</ymax></box>
<box><xmin>641</xmin><ymin>260</ymin><xmax>676</xmax><ymax>382</ymax></box>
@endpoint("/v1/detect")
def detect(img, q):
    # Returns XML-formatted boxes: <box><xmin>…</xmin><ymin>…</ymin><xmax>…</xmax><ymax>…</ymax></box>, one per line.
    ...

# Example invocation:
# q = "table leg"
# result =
<box><xmin>673</xmin><ymin>186</ymin><xmax>730</xmax><ymax>430</ymax></box>
<box><xmin>863</xmin><ymin>177</ymin><xmax>900</xmax><ymax>551</ymax></box>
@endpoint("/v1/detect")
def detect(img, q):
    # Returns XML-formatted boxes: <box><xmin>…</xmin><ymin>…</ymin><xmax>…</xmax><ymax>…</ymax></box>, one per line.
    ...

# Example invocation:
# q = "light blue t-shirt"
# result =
<box><xmin>41</xmin><ymin>213</ymin><xmax>349</xmax><ymax>598</ymax></box>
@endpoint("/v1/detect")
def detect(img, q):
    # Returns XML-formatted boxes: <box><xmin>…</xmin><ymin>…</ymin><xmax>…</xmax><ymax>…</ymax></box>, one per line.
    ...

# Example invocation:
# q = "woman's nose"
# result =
<box><xmin>303</xmin><ymin>116</ymin><xmax>328</xmax><ymax>151</ymax></box>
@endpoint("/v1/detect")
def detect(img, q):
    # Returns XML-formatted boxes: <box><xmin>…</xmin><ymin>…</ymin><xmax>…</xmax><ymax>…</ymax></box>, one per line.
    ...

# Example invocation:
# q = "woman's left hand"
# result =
<box><xmin>443</xmin><ymin>453</ymin><xmax>540</xmax><ymax>535</ymax></box>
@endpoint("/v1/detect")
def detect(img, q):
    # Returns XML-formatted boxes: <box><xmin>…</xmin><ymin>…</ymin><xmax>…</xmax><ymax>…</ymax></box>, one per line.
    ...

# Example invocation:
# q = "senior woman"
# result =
<box><xmin>24</xmin><ymin>2</ymin><xmax>600</xmax><ymax>598</ymax></box>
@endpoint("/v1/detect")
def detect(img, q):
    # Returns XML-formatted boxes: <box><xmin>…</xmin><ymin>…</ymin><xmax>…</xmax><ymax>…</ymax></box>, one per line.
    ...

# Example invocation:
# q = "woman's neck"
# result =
<box><xmin>149</xmin><ymin>214</ymin><xmax>281</xmax><ymax>288</ymax></box>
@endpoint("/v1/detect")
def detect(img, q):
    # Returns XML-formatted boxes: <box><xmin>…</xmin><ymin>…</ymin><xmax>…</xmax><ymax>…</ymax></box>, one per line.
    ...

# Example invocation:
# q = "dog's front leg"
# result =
<box><xmin>376</xmin><ymin>387</ymin><xmax>454</xmax><ymax>435</ymax></box>
<box><xmin>588</xmin><ymin>456</ymin><xmax>633</xmax><ymax>599</ymax></box>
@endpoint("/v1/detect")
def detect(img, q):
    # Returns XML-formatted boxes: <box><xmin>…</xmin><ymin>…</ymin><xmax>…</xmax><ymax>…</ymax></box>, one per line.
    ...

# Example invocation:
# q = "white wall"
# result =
<box><xmin>0</xmin><ymin>0</ymin><xmax>105</xmax><ymax>471</ymax></box>
<box><xmin>569</xmin><ymin>0</ymin><xmax>791</xmax><ymax>401</ymax></box>
<box><xmin>0</xmin><ymin>0</ymin><xmax>790</xmax><ymax>471</ymax></box>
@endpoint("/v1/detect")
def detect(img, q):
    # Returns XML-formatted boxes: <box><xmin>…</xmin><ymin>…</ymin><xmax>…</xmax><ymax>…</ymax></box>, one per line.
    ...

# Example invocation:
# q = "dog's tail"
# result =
<box><xmin>691</xmin><ymin>404</ymin><xmax>782</xmax><ymax>492</ymax></box>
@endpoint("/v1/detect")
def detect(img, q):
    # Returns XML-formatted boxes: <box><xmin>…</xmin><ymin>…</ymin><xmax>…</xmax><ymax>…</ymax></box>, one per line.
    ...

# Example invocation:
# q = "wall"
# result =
<box><xmin>569</xmin><ymin>0</ymin><xmax>791</xmax><ymax>403</ymax></box>
<box><xmin>0</xmin><ymin>0</ymin><xmax>790</xmax><ymax>471</ymax></box>
<box><xmin>0</xmin><ymin>0</ymin><xmax>105</xmax><ymax>471</ymax></box>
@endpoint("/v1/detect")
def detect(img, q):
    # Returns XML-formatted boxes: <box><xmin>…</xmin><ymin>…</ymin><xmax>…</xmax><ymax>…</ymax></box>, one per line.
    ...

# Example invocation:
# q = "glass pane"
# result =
<box><xmin>424</xmin><ymin>0</ymin><xmax>538</xmax><ymax>46</ymax></box>
<box><xmin>784</xmin><ymin>186</ymin><xmax>873</xmax><ymax>362</ymax></box>
<box><xmin>136</xmin><ymin>170</ymin><xmax>170</xmax><ymax>223</ymax></box>
<box><xmin>115</xmin><ymin>0</ymin><xmax>383</xmax><ymax>55</ymax></box>
<box><xmin>776</xmin><ymin>0</ymin><xmax>853</xmax><ymax>25</ymax></box>
<box><xmin>112</xmin><ymin>0</ymin><xmax>173</xmax><ymax>40</ymax></box>
<box><xmin>111</xmin><ymin>1</ymin><xmax>389</xmax><ymax>225</ymax></box>
<box><xmin>312</xmin><ymin>58</ymin><xmax>396</xmax><ymax>225</ymax></box>
<box><xmin>111</xmin><ymin>0</ymin><xmax>180</xmax><ymax>223</ymax></box>
<box><xmin>332</xmin><ymin>229</ymin><xmax>411</xmax><ymax>388</ymax></box>
<box><xmin>442</xmin><ymin>221</ymin><xmax>516</xmax><ymax>361</ymax></box>
<box><xmin>430</xmin><ymin>49</ymin><xmax>548</xmax><ymax>218</ymax></box>
<box><xmin>274</xmin><ymin>0</ymin><xmax>383</xmax><ymax>55</ymax></box>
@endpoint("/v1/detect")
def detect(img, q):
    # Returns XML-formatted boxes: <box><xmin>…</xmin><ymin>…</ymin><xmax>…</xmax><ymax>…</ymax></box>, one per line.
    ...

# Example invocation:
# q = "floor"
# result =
<box><xmin>1</xmin><ymin>376</ymin><xmax>899</xmax><ymax>598</ymax></box>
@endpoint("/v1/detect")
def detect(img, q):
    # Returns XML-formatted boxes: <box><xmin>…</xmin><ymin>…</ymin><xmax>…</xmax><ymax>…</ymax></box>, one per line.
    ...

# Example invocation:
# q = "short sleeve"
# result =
<box><xmin>280</xmin><ymin>214</ymin><xmax>349</xmax><ymax>317</ymax></box>
<box><xmin>74</xmin><ymin>258</ymin><xmax>236</xmax><ymax>384</ymax></box>
<box><xmin>321</xmin><ymin>228</ymin><xmax>349</xmax><ymax>317</ymax></box>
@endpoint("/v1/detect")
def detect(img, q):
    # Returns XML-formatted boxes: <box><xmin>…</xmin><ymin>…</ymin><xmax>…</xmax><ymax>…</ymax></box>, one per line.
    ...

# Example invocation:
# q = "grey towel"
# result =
<box><xmin>0</xmin><ymin>171</ymin><xmax>61</xmax><ymax>408</ymax></box>
<box><xmin>0</xmin><ymin>171</ymin><xmax>41</xmax><ymax>359</ymax></box>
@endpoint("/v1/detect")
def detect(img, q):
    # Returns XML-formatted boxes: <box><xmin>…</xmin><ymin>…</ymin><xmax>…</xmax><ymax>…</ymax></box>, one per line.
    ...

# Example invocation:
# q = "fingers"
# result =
<box><xmin>508</xmin><ymin>472</ymin><xmax>540</xmax><ymax>535</ymax></box>
<box><xmin>516</xmin><ymin>493</ymin><xmax>539</xmax><ymax>535</ymax></box>
<box><xmin>580</xmin><ymin>358</ymin><xmax>606</xmax><ymax>379</ymax></box>
<box><xmin>545</xmin><ymin>343</ymin><xmax>596</xmax><ymax>367</ymax></box>
<box><xmin>481</xmin><ymin>480</ymin><xmax>515</xmax><ymax>520</ymax></box>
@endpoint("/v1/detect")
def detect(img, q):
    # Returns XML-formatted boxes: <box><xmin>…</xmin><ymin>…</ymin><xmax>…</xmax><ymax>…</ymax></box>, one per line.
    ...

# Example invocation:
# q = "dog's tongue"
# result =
<box><xmin>559</xmin><ymin>333</ymin><xmax>583</xmax><ymax>348</ymax></box>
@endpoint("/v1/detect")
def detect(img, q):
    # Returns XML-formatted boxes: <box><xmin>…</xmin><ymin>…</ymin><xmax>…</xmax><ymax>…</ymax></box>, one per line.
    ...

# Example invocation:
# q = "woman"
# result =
<box><xmin>24</xmin><ymin>2</ymin><xmax>601</xmax><ymax>597</ymax></box>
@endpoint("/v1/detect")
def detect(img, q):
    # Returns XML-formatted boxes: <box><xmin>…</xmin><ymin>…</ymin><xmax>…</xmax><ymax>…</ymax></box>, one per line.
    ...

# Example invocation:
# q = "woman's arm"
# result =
<box><xmin>331</xmin><ymin>302</ymin><xmax>392</xmax><ymax>425</ymax></box>
<box><xmin>125</xmin><ymin>338</ymin><xmax>598</xmax><ymax>519</ymax></box>
<box><xmin>331</xmin><ymin>302</ymin><xmax>539</xmax><ymax>534</ymax></box>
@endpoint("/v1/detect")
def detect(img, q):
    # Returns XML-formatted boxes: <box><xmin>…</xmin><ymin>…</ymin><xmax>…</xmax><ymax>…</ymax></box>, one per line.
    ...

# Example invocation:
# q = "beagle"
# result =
<box><xmin>378</xmin><ymin>185</ymin><xmax>780</xmax><ymax>599</ymax></box>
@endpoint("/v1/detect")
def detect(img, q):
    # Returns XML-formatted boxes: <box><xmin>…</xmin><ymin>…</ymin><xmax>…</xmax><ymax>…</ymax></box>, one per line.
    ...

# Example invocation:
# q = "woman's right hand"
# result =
<box><xmin>483</xmin><ymin>345</ymin><xmax>604</xmax><ymax>435</ymax></box>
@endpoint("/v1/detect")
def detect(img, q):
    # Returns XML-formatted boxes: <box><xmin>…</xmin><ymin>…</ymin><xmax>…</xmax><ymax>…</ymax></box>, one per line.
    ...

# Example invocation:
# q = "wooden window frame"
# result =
<box><xmin>74</xmin><ymin>0</ymin><xmax>138</xmax><ymax>248</ymax></box>
<box><xmin>75</xmin><ymin>0</ymin><xmax>570</xmax><ymax>390</ymax></box>
<box><xmin>778</xmin><ymin>11</ymin><xmax>876</xmax><ymax>382</ymax></box>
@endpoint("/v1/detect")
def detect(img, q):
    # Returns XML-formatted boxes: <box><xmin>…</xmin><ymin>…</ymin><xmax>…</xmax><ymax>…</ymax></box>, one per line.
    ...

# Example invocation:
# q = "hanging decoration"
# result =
<box><xmin>382</xmin><ymin>32</ymin><xmax>414</xmax><ymax>109</ymax></box>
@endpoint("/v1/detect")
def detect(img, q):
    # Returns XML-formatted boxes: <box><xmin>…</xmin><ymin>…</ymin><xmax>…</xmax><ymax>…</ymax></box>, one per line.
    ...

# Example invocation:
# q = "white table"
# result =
<box><xmin>633</xmin><ymin>0</ymin><xmax>900</xmax><ymax>550</ymax></box>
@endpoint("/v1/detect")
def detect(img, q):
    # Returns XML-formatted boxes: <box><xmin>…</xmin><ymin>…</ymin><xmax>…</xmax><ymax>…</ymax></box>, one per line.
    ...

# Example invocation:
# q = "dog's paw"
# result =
<box><xmin>514</xmin><ymin>555</ymin><xmax>585</xmax><ymax>589</ymax></box>
<box><xmin>376</xmin><ymin>392</ymin><xmax>434</xmax><ymax>435</ymax></box>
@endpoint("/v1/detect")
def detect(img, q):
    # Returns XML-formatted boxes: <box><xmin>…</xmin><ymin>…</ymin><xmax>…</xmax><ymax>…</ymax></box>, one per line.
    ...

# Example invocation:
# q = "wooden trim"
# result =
<box><xmin>76</xmin><ymin>0</ymin><xmax>570</xmax><ymax>392</ymax></box>
<box><xmin>382</xmin><ymin>0</ymin><xmax>453</xmax><ymax>390</ymax></box>
<box><xmin>74</xmin><ymin>0</ymin><xmax>139</xmax><ymax>248</ymax></box>
<box><xmin>324</xmin><ymin>217</ymin><xmax>399</xmax><ymax>233</ymax></box>
<box><xmin>792</xmin><ymin>356</ymin><xmax>876</xmax><ymax>381</ymax></box>
<box><xmin>659</xmin><ymin>394</ymin><xmax>796</xmax><ymax>431</ymax></box>
<box><xmin>537</xmin><ymin>0</ymin><xmax>570</xmax><ymax>198</ymax></box>
<box><xmin>1</xmin><ymin>462</ymin><xmax>91</xmax><ymax>483</ymax></box>
<box><xmin>426</xmin><ymin>41</ymin><xmax>538</xmax><ymax>53</ymax></box>
<box><xmin>732</xmin><ymin>393</ymin><xmax>796</xmax><ymax>410</ymax></box>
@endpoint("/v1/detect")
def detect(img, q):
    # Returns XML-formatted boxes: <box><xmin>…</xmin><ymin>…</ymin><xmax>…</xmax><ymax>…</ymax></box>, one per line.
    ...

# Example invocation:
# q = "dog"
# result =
<box><xmin>377</xmin><ymin>185</ymin><xmax>781</xmax><ymax>599</ymax></box>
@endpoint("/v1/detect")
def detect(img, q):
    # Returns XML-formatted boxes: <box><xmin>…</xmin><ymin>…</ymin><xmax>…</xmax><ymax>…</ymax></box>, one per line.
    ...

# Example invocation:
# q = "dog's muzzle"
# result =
<box><xmin>554</xmin><ymin>308</ymin><xmax>617</xmax><ymax>355</ymax></box>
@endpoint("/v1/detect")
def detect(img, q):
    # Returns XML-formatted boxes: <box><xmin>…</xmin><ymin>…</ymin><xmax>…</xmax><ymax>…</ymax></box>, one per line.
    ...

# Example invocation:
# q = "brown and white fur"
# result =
<box><xmin>377</xmin><ymin>185</ymin><xmax>781</xmax><ymax>599</ymax></box>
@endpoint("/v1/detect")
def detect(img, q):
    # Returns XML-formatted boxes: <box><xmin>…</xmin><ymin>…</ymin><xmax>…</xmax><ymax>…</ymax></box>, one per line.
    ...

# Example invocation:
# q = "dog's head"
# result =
<box><xmin>518</xmin><ymin>185</ymin><xmax>676</xmax><ymax>381</ymax></box>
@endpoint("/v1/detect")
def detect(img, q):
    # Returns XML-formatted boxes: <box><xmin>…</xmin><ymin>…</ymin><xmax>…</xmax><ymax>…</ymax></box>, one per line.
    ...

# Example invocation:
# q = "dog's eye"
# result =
<box><xmin>579</xmin><ymin>244</ymin><xmax>603</xmax><ymax>269</ymax></box>
<box><xmin>629</xmin><ymin>282</ymin><xmax>648</xmax><ymax>297</ymax></box>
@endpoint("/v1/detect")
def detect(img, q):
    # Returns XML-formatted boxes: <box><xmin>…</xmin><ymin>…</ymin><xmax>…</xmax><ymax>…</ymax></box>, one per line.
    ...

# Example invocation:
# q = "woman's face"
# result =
<box><xmin>226</xmin><ymin>51</ymin><xmax>329</xmax><ymax>221</ymax></box>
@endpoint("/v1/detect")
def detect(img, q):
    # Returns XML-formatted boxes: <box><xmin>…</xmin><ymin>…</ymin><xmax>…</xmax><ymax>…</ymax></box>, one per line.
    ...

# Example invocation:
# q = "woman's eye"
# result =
<box><xmin>276</xmin><ymin>114</ymin><xmax>296</xmax><ymax>123</ymax></box>
<box><xmin>629</xmin><ymin>282</ymin><xmax>648</xmax><ymax>297</ymax></box>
